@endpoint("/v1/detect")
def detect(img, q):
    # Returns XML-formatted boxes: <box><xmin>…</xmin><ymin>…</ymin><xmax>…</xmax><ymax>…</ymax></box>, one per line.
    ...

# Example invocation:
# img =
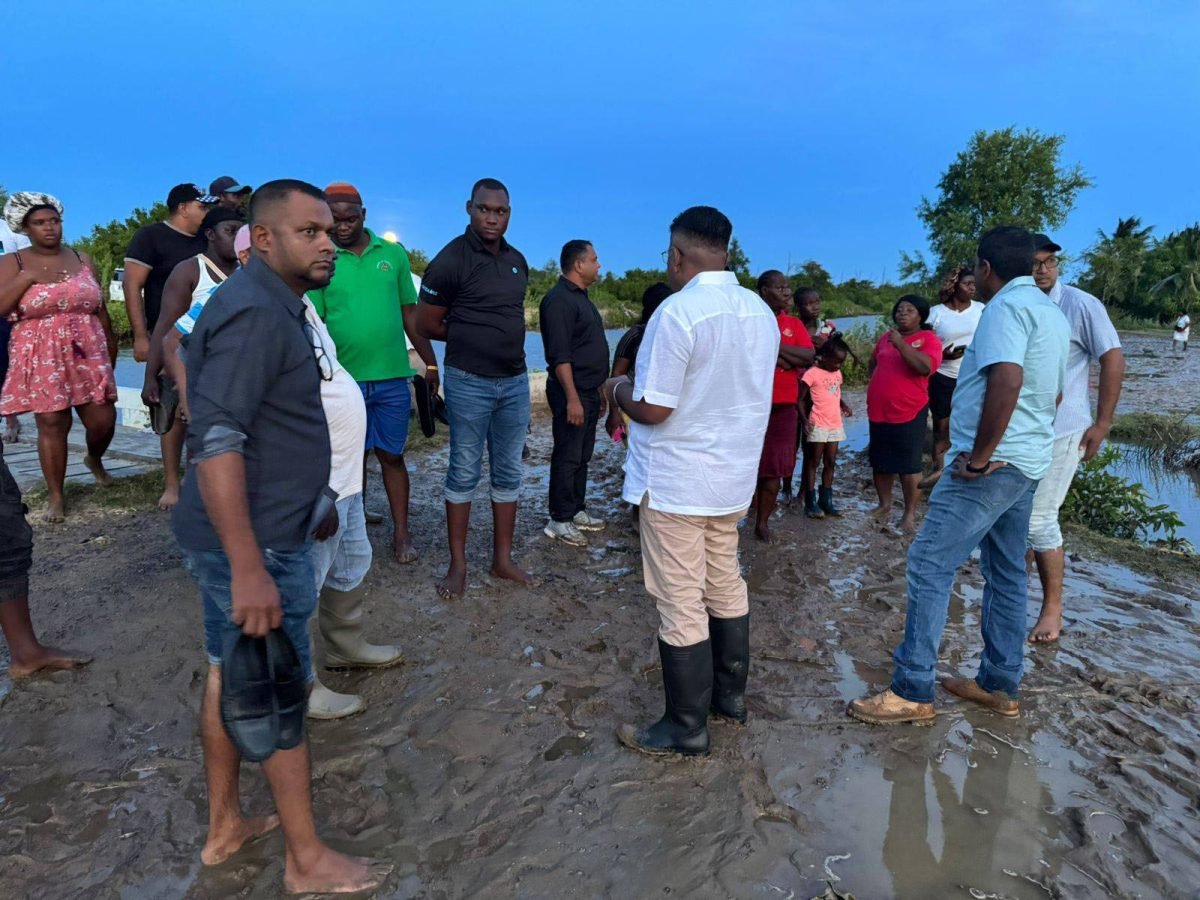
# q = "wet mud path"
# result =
<box><xmin>1</xmin><ymin>389</ymin><xmax>1198</xmax><ymax>899</ymax></box>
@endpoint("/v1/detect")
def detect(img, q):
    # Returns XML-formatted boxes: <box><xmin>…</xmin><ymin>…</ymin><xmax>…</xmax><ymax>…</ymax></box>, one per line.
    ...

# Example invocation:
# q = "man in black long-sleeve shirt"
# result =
<box><xmin>539</xmin><ymin>240</ymin><xmax>609</xmax><ymax>546</ymax></box>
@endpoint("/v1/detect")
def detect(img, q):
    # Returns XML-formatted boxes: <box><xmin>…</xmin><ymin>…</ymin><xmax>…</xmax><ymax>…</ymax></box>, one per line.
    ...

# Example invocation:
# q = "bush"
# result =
<box><xmin>1061</xmin><ymin>445</ymin><xmax>1185</xmax><ymax>546</ymax></box>
<box><xmin>106</xmin><ymin>301</ymin><xmax>132</xmax><ymax>344</ymax></box>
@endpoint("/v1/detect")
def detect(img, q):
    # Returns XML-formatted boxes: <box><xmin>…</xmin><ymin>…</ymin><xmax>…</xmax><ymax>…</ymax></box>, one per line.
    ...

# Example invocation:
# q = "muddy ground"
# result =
<box><xmin>2</xmin><ymin>380</ymin><xmax>1199</xmax><ymax>900</ymax></box>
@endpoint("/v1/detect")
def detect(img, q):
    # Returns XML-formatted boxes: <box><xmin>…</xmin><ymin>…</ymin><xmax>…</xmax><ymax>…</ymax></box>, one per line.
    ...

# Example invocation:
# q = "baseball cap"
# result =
<box><xmin>1032</xmin><ymin>233</ymin><xmax>1062</xmax><ymax>253</ymax></box>
<box><xmin>167</xmin><ymin>183</ymin><xmax>218</xmax><ymax>210</ymax></box>
<box><xmin>210</xmin><ymin>176</ymin><xmax>252</xmax><ymax>196</ymax></box>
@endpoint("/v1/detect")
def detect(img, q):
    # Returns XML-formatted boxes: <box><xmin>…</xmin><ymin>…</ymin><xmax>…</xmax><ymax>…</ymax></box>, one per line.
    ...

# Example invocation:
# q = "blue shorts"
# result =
<box><xmin>183</xmin><ymin>547</ymin><xmax>317</xmax><ymax>682</ymax></box>
<box><xmin>360</xmin><ymin>378</ymin><xmax>411</xmax><ymax>456</ymax></box>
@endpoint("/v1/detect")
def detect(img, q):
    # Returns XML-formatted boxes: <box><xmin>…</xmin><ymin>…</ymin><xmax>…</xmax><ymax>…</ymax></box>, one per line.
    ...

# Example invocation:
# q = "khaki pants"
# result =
<box><xmin>639</xmin><ymin>499</ymin><xmax>749</xmax><ymax>646</ymax></box>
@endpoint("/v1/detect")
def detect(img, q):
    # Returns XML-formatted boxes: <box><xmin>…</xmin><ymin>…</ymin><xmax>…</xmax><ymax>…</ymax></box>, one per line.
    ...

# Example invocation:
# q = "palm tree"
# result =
<box><xmin>1081</xmin><ymin>216</ymin><xmax>1153</xmax><ymax>306</ymax></box>
<box><xmin>1149</xmin><ymin>225</ymin><xmax>1200</xmax><ymax>315</ymax></box>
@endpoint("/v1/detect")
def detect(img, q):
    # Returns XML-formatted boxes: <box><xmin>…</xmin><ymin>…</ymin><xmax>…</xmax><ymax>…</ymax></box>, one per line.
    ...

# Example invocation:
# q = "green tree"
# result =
<box><xmin>75</xmin><ymin>203</ymin><xmax>169</xmax><ymax>293</ymax></box>
<box><xmin>406</xmin><ymin>247</ymin><xmax>429</xmax><ymax>276</ymax></box>
<box><xmin>1148</xmin><ymin>225</ymin><xmax>1200</xmax><ymax>316</ymax></box>
<box><xmin>1079</xmin><ymin>217</ymin><xmax>1154</xmax><ymax>306</ymax></box>
<box><xmin>728</xmin><ymin>236</ymin><xmax>751</xmax><ymax>277</ymax></box>
<box><xmin>901</xmin><ymin>127</ymin><xmax>1093</xmax><ymax>280</ymax></box>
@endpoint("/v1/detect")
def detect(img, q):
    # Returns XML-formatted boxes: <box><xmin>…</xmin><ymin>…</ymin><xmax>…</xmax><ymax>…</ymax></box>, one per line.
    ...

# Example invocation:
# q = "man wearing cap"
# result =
<box><xmin>124</xmin><ymin>183</ymin><xmax>217</xmax><ymax>510</ymax></box>
<box><xmin>307</xmin><ymin>182</ymin><xmax>437</xmax><ymax>564</ymax></box>
<box><xmin>210</xmin><ymin>176</ymin><xmax>252</xmax><ymax>212</ymax></box>
<box><xmin>1027</xmin><ymin>233</ymin><xmax>1125</xmax><ymax>644</ymax></box>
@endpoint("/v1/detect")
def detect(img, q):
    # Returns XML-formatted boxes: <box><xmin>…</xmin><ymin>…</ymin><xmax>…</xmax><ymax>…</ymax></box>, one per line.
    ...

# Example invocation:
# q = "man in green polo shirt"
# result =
<box><xmin>308</xmin><ymin>182</ymin><xmax>438</xmax><ymax>564</ymax></box>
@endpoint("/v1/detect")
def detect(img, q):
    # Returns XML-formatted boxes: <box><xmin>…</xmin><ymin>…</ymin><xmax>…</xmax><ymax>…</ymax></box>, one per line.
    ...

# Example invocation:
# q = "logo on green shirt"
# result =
<box><xmin>378</xmin><ymin>261</ymin><xmax>393</xmax><ymax>272</ymax></box>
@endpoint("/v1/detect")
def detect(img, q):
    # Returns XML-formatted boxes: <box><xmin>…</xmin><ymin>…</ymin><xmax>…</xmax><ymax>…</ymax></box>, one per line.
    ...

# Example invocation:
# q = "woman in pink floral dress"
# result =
<box><xmin>0</xmin><ymin>193</ymin><xmax>118</xmax><ymax>522</ymax></box>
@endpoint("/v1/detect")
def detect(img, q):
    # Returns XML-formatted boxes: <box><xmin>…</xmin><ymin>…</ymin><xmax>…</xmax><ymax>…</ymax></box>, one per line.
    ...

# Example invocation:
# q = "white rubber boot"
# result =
<box><xmin>318</xmin><ymin>584</ymin><xmax>403</xmax><ymax>669</ymax></box>
<box><xmin>307</xmin><ymin>674</ymin><xmax>366</xmax><ymax>720</ymax></box>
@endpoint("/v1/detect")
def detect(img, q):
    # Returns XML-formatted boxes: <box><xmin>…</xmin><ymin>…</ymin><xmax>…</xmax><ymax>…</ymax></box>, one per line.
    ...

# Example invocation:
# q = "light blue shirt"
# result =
<box><xmin>1047</xmin><ymin>280</ymin><xmax>1121</xmax><ymax>438</ymax></box>
<box><xmin>948</xmin><ymin>276</ymin><xmax>1070</xmax><ymax>480</ymax></box>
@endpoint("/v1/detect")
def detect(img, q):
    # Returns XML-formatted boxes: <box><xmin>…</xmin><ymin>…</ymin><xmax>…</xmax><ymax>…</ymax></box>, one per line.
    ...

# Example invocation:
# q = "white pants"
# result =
<box><xmin>1027</xmin><ymin>430</ymin><xmax>1086</xmax><ymax>552</ymax></box>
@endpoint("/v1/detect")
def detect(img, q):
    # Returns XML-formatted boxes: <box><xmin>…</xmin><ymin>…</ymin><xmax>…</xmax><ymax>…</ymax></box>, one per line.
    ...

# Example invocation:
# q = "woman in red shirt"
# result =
<box><xmin>754</xmin><ymin>271</ymin><xmax>813</xmax><ymax>542</ymax></box>
<box><xmin>866</xmin><ymin>295</ymin><xmax>942</xmax><ymax>534</ymax></box>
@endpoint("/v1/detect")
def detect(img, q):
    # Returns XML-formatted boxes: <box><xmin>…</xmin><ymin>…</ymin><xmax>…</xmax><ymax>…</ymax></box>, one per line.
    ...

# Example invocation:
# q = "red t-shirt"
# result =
<box><xmin>773</xmin><ymin>313</ymin><xmax>813</xmax><ymax>404</ymax></box>
<box><xmin>866</xmin><ymin>330</ymin><xmax>943</xmax><ymax>423</ymax></box>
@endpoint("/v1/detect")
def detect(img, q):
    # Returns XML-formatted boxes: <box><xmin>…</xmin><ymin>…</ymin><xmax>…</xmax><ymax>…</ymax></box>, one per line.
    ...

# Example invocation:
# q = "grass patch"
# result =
<box><xmin>1064</xmin><ymin>523</ymin><xmax>1200</xmax><ymax>584</ymax></box>
<box><xmin>1110</xmin><ymin>412</ymin><xmax>1199</xmax><ymax>449</ymax></box>
<box><xmin>24</xmin><ymin>470</ymin><xmax>166</xmax><ymax>521</ymax></box>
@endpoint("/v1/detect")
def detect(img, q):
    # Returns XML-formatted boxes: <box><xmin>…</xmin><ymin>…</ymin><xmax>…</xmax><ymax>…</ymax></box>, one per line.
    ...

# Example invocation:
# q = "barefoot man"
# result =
<box><xmin>417</xmin><ymin>179</ymin><xmax>534</xmax><ymax>599</ymax></box>
<box><xmin>849</xmin><ymin>227</ymin><xmax>1069</xmax><ymax>726</ymax></box>
<box><xmin>173</xmin><ymin>179</ymin><xmax>390</xmax><ymax>893</ymax></box>
<box><xmin>1027</xmin><ymin>233</ymin><xmax>1124</xmax><ymax>644</ymax></box>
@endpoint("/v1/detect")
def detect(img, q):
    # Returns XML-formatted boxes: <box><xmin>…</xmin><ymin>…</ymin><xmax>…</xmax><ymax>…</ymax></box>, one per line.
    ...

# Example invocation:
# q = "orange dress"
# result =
<box><xmin>0</xmin><ymin>264</ymin><xmax>117</xmax><ymax>415</ymax></box>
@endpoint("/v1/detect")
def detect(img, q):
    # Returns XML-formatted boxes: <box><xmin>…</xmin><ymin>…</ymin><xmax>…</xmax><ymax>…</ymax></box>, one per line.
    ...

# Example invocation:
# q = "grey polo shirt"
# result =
<box><xmin>172</xmin><ymin>256</ymin><xmax>331</xmax><ymax>552</ymax></box>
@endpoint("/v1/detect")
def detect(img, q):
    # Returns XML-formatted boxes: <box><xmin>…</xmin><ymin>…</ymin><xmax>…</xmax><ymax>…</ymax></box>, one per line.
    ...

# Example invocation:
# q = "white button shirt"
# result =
<box><xmin>622</xmin><ymin>270</ymin><xmax>779</xmax><ymax>515</ymax></box>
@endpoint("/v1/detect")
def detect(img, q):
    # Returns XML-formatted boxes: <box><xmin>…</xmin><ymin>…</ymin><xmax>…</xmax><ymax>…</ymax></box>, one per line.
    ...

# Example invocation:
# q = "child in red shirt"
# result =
<box><xmin>798</xmin><ymin>337</ymin><xmax>852</xmax><ymax>518</ymax></box>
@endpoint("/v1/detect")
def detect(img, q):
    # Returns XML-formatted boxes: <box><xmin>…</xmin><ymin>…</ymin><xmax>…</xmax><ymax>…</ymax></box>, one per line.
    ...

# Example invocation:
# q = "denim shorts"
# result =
<box><xmin>360</xmin><ymin>377</ymin><xmax>411</xmax><ymax>456</ymax></box>
<box><xmin>442</xmin><ymin>365</ymin><xmax>530</xmax><ymax>504</ymax></box>
<box><xmin>308</xmin><ymin>493</ymin><xmax>372</xmax><ymax>592</ymax></box>
<box><xmin>183</xmin><ymin>546</ymin><xmax>317</xmax><ymax>682</ymax></box>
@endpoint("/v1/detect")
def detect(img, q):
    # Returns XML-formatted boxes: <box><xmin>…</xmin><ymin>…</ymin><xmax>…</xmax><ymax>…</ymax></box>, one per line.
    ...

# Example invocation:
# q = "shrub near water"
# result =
<box><xmin>1061</xmin><ymin>445</ymin><xmax>1186</xmax><ymax>548</ymax></box>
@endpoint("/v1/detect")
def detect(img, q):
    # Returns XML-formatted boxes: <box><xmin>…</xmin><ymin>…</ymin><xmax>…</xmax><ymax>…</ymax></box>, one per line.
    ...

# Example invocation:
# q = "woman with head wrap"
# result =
<box><xmin>0</xmin><ymin>193</ymin><xmax>118</xmax><ymax>522</ymax></box>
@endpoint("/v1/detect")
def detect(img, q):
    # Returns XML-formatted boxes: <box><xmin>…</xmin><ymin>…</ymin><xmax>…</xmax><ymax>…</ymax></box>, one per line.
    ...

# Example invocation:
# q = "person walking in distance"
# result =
<box><xmin>540</xmin><ymin>240</ymin><xmax>610</xmax><ymax>547</ymax></box>
<box><xmin>849</xmin><ymin>227</ymin><xmax>1069</xmax><ymax>726</ymax></box>
<box><xmin>605</xmin><ymin>207</ymin><xmax>778</xmax><ymax>756</ymax></box>
<box><xmin>416</xmin><ymin>179</ymin><xmax>533</xmax><ymax>599</ymax></box>
<box><xmin>307</xmin><ymin>183</ymin><xmax>438</xmax><ymax>564</ymax></box>
<box><xmin>1026</xmin><ymin>234</ymin><xmax>1124</xmax><ymax>644</ymax></box>
<box><xmin>173</xmin><ymin>180</ymin><xmax>391</xmax><ymax>893</ymax></box>
<box><xmin>123</xmin><ymin>183</ymin><xmax>217</xmax><ymax>510</ymax></box>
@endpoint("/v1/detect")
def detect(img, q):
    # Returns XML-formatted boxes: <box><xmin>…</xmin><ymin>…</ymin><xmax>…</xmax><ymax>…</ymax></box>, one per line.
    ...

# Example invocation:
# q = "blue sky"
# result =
<box><xmin>3</xmin><ymin>1</ymin><xmax>1197</xmax><ymax>282</ymax></box>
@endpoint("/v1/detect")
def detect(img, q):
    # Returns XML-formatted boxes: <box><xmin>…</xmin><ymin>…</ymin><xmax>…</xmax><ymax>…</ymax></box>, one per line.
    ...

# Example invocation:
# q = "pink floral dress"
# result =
<box><xmin>0</xmin><ymin>261</ymin><xmax>118</xmax><ymax>415</ymax></box>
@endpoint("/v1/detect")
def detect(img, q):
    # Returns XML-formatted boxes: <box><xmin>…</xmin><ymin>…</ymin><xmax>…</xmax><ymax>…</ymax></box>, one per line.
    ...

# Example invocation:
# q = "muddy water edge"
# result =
<box><xmin>0</xmin><ymin>377</ymin><xmax>1198</xmax><ymax>898</ymax></box>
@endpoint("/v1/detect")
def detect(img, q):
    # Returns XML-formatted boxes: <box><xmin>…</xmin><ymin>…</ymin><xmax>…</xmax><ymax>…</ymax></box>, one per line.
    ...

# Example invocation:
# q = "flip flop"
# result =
<box><xmin>150</xmin><ymin>375</ymin><xmax>180</xmax><ymax>436</ymax></box>
<box><xmin>412</xmin><ymin>374</ymin><xmax>436</xmax><ymax>438</ymax></box>
<box><xmin>220</xmin><ymin>629</ymin><xmax>308</xmax><ymax>763</ymax></box>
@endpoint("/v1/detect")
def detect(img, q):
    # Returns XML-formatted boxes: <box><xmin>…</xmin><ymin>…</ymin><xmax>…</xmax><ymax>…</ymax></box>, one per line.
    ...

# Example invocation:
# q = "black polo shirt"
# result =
<box><xmin>124</xmin><ymin>221</ymin><xmax>207</xmax><ymax>330</ymax></box>
<box><xmin>173</xmin><ymin>257</ymin><xmax>331</xmax><ymax>552</ymax></box>
<box><xmin>539</xmin><ymin>277</ymin><xmax>609</xmax><ymax>392</ymax></box>
<box><xmin>419</xmin><ymin>227</ymin><xmax>529</xmax><ymax>378</ymax></box>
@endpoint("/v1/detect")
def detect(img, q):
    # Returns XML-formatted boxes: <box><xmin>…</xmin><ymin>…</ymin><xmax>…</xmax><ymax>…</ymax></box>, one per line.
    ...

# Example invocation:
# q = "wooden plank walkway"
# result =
<box><xmin>4</xmin><ymin>411</ymin><xmax>160</xmax><ymax>491</ymax></box>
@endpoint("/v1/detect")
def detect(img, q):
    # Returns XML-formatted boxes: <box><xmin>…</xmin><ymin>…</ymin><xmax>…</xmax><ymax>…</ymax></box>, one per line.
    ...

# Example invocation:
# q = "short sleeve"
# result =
<box><xmin>614</xmin><ymin>326</ymin><xmax>641</xmax><ymax>361</ymax></box>
<box><xmin>918</xmin><ymin>331</ymin><xmax>943</xmax><ymax>374</ymax></box>
<box><xmin>971</xmin><ymin>301</ymin><xmax>1030</xmax><ymax>371</ymax></box>
<box><xmin>1079</xmin><ymin>295</ymin><xmax>1121</xmax><ymax>361</ymax></box>
<box><xmin>124</xmin><ymin>225</ymin><xmax>157</xmax><ymax>269</ymax></box>
<box><xmin>395</xmin><ymin>249</ymin><xmax>418</xmax><ymax>306</ymax></box>
<box><xmin>633</xmin><ymin>308</ymin><xmax>693</xmax><ymax>409</ymax></box>
<box><xmin>419</xmin><ymin>246</ymin><xmax>459</xmax><ymax>308</ymax></box>
<box><xmin>801</xmin><ymin>367</ymin><xmax>819</xmax><ymax>388</ymax></box>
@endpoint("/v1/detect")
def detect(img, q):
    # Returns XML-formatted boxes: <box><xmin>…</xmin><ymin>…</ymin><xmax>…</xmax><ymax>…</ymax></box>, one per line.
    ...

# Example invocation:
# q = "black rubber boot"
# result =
<box><xmin>818</xmin><ymin>485</ymin><xmax>841</xmax><ymax>516</ymax></box>
<box><xmin>709</xmin><ymin>613</ymin><xmax>750</xmax><ymax>724</ymax></box>
<box><xmin>804</xmin><ymin>490</ymin><xmax>825</xmax><ymax>518</ymax></box>
<box><xmin>617</xmin><ymin>639</ymin><xmax>712</xmax><ymax>756</ymax></box>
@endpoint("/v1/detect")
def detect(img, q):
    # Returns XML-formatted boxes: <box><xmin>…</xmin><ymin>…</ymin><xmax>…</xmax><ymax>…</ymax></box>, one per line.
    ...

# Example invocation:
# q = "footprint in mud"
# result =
<box><xmin>542</xmin><ymin>734</ymin><xmax>592</xmax><ymax>761</ymax></box>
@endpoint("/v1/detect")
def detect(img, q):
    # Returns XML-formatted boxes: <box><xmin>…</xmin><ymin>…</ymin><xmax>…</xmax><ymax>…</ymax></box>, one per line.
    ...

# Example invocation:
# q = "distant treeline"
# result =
<box><xmin>1074</xmin><ymin>220</ymin><xmax>1199</xmax><ymax>324</ymax></box>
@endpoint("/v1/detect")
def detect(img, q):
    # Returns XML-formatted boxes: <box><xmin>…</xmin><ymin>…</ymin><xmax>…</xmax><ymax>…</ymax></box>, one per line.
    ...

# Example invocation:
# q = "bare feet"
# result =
<box><xmin>158</xmin><ymin>484</ymin><xmax>180</xmax><ymax>511</ymax></box>
<box><xmin>43</xmin><ymin>497</ymin><xmax>66</xmax><ymax>524</ymax></box>
<box><xmin>284</xmin><ymin>848</ymin><xmax>393</xmax><ymax>895</ymax></box>
<box><xmin>490</xmin><ymin>558</ymin><xmax>536</xmax><ymax>587</ymax></box>
<box><xmin>754</xmin><ymin>523</ymin><xmax>772</xmax><ymax>543</ymax></box>
<box><xmin>2</xmin><ymin>416</ymin><xmax>19</xmax><ymax>443</ymax></box>
<box><xmin>900</xmin><ymin>515</ymin><xmax>918</xmax><ymax>535</ymax></box>
<box><xmin>392</xmin><ymin>534</ymin><xmax>418</xmax><ymax>565</ymax></box>
<box><xmin>83</xmin><ymin>454</ymin><xmax>114</xmax><ymax>487</ymax></box>
<box><xmin>1029</xmin><ymin>607</ymin><xmax>1063</xmax><ymax>644</ymax></box>
<box><xmin>8</xmin><ymin>645</ymin><xmax>93</xmax><ymax>678</ymax></box>
<box><xmin>200</xmin><ymin>814</ymin><xmax>281</xmax><ymax>866</ymax></box>
<box><xmin>437</xmin><ymin>562</ymin><xmax>467</xmax><ymax>600</ymax></box>
<box><xmin>870</xmin><ymin>504</ymin><xmax>890</xmax><ymax>522</ymax></box>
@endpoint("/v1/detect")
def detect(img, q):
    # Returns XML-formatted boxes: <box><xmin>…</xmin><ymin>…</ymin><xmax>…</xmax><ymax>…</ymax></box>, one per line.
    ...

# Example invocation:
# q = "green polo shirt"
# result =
<box><xmin>308</xmin><ymin>229</ymin><xmax>419</xmax><ymax>383</ymax></box>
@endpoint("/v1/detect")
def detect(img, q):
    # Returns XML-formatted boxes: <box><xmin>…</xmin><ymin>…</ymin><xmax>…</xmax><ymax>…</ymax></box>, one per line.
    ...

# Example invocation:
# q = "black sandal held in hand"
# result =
<box><xmin>220</xmin><ymin>629</ymin><xmax>308</xmax><ymax>762</ymax></box>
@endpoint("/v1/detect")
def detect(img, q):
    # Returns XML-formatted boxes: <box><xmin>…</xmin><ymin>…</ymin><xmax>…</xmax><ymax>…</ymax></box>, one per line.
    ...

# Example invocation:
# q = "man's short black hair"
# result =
<box><xmin>640</xmin><ymin>282</ymin><xmax>672</xmax><ymax>324</ymax></box>
<box><xmin>670</xmin><ymin>206</ymin><xmax>732</xmax><ymax>254</ymax></box>
<box><xmin>756</xmin><ymin>269</ymin><xmax>786</xmax><ymax>293</ymax></box>
<box><xmin>471</xmin><ymin>178</ymin><xmax>509</xmax><ymax>201</ymax></box>
<box><xmin>795</xmin><ymin>286</ymin><xmax>819</xmax><ymax>301</ymax></box>
<box><xmin>249</xmin><ymin>179</ymin><xmax>326</xmax><ymax>226</ymax></box>
<box><xmin>977</xmin><ymin>226</ymin><xmax>1035</xmax><ymax>282</ymax></box>
<box><xmin>560</xmin><ymin>239</ymin><xmax>593</xmax><ymax>273</ymax></box>
<box><xmin>202</xmin><ymin>206</ymin><xmax>245</xmax><ymax>235</ymax></box>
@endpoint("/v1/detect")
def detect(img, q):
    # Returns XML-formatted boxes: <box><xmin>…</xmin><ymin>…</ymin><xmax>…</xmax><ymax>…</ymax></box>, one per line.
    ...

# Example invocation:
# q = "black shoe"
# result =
<box><xmin>220</xmin><ymin>629</ymin><xmax>307</xmax><ymax>763</ymax></box>
<box><xmin>804</xmin><ymin>490</ymin><xmax>825</xmax><ymax>518</ymax></box>
<box><xmin>709</xmin><ymin>614</ymin><xmax>749</xmax><ymax>724</ymax></box>
<box><xmin>617</xmin><ymin>639</ymin><xmax>712</xmax><ymax>756</ymax></box>
<box><xmin>818</xmin><ymin>486</ymin><xmax>841</xmax><ymax>516</ymax></box>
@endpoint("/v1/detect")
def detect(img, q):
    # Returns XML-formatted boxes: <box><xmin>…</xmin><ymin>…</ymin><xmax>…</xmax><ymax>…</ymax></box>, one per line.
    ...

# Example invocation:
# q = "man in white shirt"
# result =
<box><xmin>603</xmin><ymin>206</ymin><xmax>779</xmax><ymax>757</ymax></box>
<box><xmin>1174</xmin><ymin>313</ymin><xmax>1191</xmax><ymax>353</ymax></box>
<box><xmin>302</xmin><ymin>300</ymin><xmax>403</xmax><ymax>719</ymax></box>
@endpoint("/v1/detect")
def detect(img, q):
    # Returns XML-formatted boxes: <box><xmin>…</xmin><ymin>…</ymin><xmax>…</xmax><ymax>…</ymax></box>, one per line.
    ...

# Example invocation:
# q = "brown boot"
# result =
<box><xmin>941</xmin><ymin>677</ymin><xmax>1019</xmax><ymax>718</ymax></box>
<box><xmin>848</xmin><ymin>689</ymin><xmax>935</xmax><ymax>725</ymax></box>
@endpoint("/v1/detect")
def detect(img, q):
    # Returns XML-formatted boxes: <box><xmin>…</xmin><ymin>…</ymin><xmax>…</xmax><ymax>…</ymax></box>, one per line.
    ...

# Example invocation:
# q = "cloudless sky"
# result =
<box><xmin>3</xmin><ymin>1</ymin><xmax>1198</xmax><ymax>281</ymax></box>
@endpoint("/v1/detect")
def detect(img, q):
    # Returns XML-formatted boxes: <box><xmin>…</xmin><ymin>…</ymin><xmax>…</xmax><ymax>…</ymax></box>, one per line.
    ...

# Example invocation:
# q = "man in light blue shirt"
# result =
<box><xmin>1027</xmin><ymin>234</ymin><xmax>1124</xmax><ymax>644</ymax></box>
<box><xmin>850</xmin><ymin>226</ymin><xmax>1069</xmax><ymax>725</ymax></box>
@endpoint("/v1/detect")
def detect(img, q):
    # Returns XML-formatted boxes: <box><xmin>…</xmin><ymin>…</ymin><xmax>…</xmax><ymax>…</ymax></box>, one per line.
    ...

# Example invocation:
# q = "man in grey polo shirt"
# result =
<box><xmin>174</xmin><ymin>180</ymin><xmax>390</xmax><ymax>894</ymax></box>
<box><xmin>1027</xmin><ymin>233</ymin><xmax>1125</xmax><ymax>644</ymax></box>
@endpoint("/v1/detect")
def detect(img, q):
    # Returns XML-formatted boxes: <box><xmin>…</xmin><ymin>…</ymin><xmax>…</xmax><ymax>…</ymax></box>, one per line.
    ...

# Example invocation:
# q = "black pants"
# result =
<box><xmin>547</xmin><ymin>379</ymin><xmax>601</xmax><ymax>523</ymax></box>
<box><xmin>0</xmin><ymin>448</ymin><xmax>32</xmax><ymax>602</ymax></box>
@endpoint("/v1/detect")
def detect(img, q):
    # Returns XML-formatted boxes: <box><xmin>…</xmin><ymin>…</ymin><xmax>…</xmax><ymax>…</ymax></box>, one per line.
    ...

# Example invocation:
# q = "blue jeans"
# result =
<box><xmin>307</xmin><ymin>493</ymin><xmax>372</xmax><ymax>592</ymax></box>
<box><xmin>442</xmin><ymin>365</ymin><xmax>530</xmax><ymax>504</ymax></box>
<box><xmin>183</xmin><ymin>547</ymin><xmax>318</xmax><ymax>682</ymax></box>
<box><xmin>891</xmin><ymin>465</ymin><xmax>1038</xmax><ymax>703</ymax></box>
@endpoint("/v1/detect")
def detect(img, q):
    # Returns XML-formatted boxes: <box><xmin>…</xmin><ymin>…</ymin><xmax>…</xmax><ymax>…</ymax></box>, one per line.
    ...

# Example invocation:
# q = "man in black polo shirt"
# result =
<box><xmin>173</xmin><ymin>180</ymin><xmax>390</xmax><ymax>895</ymax></box>
<box><xmin>539</xmin><ymin>240</ymin><xmax>609</xmax><ymax>546</ymax></box>
<box><xmin>417</xmin><ymin>178</ymin><xmax>532</xmax><ymax>600</ymax></box>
